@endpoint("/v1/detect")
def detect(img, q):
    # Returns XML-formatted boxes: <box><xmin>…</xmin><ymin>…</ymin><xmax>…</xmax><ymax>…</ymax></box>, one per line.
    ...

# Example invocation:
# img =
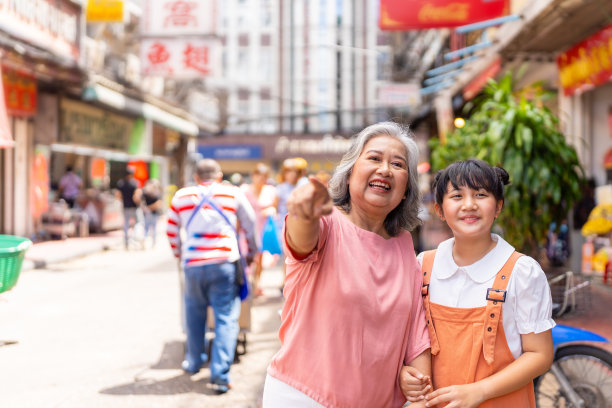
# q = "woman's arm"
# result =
<box><xmin>424</xmin><ymin>330</ymin><xmax>553</xmax><ymax>407</ymax></box>
<box><xmin>285</xmin><ymin>177</ymin><xmax>333</xmax><ymax>257</ymax></box>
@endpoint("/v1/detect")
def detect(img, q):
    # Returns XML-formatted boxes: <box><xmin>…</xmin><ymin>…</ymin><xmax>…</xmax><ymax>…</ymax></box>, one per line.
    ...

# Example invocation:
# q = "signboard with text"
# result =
<box><xmin>558</xmin><ymin>25</ymin><xmax>612</xmax><ymax>96</ymax></box>
<box><xmin>141</xmin><ymin>0</ymin><xmax>216</xmax><ymax>36</ymax></box>
<box><xmin>86</xmin><ymin>0</ymin><xmax>124</xmax><ymax>22</ymax></box>
<box><xmin>379</xmin><ymin>0</ymin><xmax>509</xmax><ymax>30</ymax></box>
<box><xmin>0</xmin><ymin>0</ymin><xmax>81</xmax><ymax>61</ymax></box>
<box><xmin>141</xmin><ymin>38</ymin><xmax>219</xmax><ymax>77</ymax></box>
<box><xmin>60</xmin><ymin>98</ymin><xmax>134</xmax><ymax>151</ymax></box>
<box><xmin>2</xmin><ymin>65</ymin><xmax>37</xmax><ymax>117</ymax></box>
<box><xmin>198</xmin><ymin>145</ymin><xmax>262</xmax><ymax>160</ymax></box>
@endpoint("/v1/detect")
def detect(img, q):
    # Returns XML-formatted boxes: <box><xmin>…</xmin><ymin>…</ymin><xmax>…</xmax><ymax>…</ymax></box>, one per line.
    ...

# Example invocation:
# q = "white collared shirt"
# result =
<box><xmin>417</xmin><ymin>234</ymin><xmax>555</xmax><ymax>359</ymax></box>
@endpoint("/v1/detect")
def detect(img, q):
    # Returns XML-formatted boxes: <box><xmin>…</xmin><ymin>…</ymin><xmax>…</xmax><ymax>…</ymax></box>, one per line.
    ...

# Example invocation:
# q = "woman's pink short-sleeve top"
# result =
<box><xmin>267</xmin><ymin>207</ymin><xmax>430</xmax><ymax>408</ymax></box>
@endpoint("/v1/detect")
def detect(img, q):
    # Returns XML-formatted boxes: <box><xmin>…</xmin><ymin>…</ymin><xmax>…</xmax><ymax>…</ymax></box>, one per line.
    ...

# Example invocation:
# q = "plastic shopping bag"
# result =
<box><xmin>261</xmin><ymin>215</ymin><xmax>282</xmax><ymax>255</ymax></box>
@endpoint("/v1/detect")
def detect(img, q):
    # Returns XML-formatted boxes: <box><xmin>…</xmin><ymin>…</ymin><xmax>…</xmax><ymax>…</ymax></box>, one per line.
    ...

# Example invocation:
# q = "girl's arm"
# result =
<box><xmin>425</xmin><ymin>329</ymin><xmax>553</xmax><ymax>408</ymax></box>
<box><xmin>400</xmin><ymin>349</ymin><xmax>432</xmax><ymax>405</ymax></box>
<box><xmin>285</xmin><ymin>177</ymin><xmax>333</xmax><ymax>257</ymax></box>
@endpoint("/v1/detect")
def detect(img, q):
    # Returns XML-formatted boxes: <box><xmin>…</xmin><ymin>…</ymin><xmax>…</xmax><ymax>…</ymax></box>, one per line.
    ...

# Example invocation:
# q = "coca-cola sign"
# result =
<box><xmin>379</xmin><ymin>0</ymin><xmax>509</xmax><ymax>30</ymax></box>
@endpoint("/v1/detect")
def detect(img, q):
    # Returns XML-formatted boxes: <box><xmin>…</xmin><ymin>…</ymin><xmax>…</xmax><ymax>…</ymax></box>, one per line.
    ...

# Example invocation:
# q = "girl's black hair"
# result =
<box><xmin>432</xmin><ymin>159</ymin><xmax>510</xmax><ymax>205</ymax></box>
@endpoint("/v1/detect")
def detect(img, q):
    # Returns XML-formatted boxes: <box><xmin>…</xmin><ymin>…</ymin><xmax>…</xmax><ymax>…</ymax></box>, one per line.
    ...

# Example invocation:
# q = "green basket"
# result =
<box><xmin>0</xmin><ymin>235</ymin><xmax>32</xmax><ymax>294</ymax></box>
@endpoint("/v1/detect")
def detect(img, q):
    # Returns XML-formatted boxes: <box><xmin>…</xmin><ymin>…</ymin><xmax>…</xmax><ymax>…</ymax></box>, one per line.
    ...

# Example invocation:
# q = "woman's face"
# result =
<box><xmin>348</xmin><ymin>135</ymin><xmax>409</xmax><ymax>214</ymax></box>
<box><xmin>284</xmin><ymin>168</ymin><xmax>299</xmax><ymax>185</ymax></box>
<box><xmin>251</xmin><ymin>171</ymin><xmax>267</xmax><ymax>187</ymax></box>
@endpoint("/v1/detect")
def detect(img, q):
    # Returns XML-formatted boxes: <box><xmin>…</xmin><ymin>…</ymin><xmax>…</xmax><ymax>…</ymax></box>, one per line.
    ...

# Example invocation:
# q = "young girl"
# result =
<box><xmin>401</xmin><ymin>159</ymin><xmax>554</xmax><ymax>407</ymax></box>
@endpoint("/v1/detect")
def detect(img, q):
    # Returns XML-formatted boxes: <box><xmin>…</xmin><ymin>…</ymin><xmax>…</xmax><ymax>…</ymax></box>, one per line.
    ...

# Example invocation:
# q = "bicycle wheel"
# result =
<box><xmin>535</xmin><ymin>345</ymin><xmax>612</xmax><ymax>408</ymax></box>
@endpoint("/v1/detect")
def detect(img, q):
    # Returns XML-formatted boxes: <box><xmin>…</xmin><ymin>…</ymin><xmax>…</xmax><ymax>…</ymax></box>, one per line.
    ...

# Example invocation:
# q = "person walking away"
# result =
<box><xmin>275</xmin><ymin>158</ymin><xmax>303</xmax><ymax>293</ymax></box>
<box><xmin>263</xmin><ymin>122</ymin><xmax>430</xmax><ymax>408</ymax></box>
<box><xmin>241</xmin><ymin>163</ymin><xmax>277</xmax><ymax>296</ymax></box>
<box><xmin>116</xmin><ymin>167</ymin><xmax>142</xmax><ymax>249</ymax></box>
<box><xmin>400</xmin><ymin>159</ymin><xmax>554</xmax><ymax>408</ymax></box>
<box><xmin>166</xmin><ymin>159</ymin><xmax>259</xmax><ymax>394</ymax></box>
<box><xmin>142</xmin><ymin>179</ymin><xmax>162</xmax><ymax>247</ymax></box>
<box><xmin>58</xmin><ymin>166</ymin><xmax>82</xmax><ymax>208</ymax></box>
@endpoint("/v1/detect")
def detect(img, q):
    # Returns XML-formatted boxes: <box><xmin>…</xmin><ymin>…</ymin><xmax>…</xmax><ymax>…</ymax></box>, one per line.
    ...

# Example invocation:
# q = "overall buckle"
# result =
<box><xmin>486</xmin><ymin>288</ymin><xmax>506</xmax><ymax>302</ymax></box>
<box><xmin>421</xmin><ymin>284</ymin><xmax>429</xmax><ymax>297</ymax></box>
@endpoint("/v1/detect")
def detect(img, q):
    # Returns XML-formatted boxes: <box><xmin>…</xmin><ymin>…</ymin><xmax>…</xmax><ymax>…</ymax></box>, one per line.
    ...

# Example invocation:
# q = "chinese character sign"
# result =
<box><xmin>141</xmin><ymin>0</ymin><xmax>216</xmax><ymax>35</ymax></box>
<box><xmin>141</xmin><ymin>38</ymin><xmax>219</xmax><ymax>78</ymax></box>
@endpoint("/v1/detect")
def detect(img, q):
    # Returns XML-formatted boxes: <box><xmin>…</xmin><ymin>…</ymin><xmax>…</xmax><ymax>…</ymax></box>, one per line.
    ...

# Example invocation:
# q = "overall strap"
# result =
<box><xmin>421</xmin><ymin>250</ymin><xmax>440</xmax><ymax>356</ymax></box>
<box><xmin>482</xmin><ymin>251</ymin><xmax>524</xmax><ymax>365</ymax></box>
<box><xmin>186</xmin><ymin>187</ymin><xmax>213</xmax><ymax>230</ymax></box>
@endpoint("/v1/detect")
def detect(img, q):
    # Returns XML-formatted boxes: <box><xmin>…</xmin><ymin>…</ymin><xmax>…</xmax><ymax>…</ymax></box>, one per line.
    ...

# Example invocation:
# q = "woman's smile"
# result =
<box><xmin>368</xmin><ymin>178</ymin><xmax>392</xmax><ymax>192</ymax></box>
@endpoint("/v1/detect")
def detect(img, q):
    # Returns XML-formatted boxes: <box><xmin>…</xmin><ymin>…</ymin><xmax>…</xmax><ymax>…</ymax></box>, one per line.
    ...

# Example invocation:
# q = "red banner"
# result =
<box><xmin>379</xmin><ymin>0</ymin><xmax>509</xmax><ymax>30</ymax></box>
<box><xmin>557</xmin><ymin>25</ymin><xmax>612</xmax><ymax>96</ymax></box>
<box><xmin>1</xmin><ymin>65</ymin><xmax>37</xmax><ymax>117</ymax></box>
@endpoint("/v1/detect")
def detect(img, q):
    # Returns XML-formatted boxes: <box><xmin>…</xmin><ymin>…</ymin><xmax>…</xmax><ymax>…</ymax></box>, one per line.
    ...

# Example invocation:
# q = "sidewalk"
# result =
<box><xmin>22</xmin><ymin>230</ymin><xmax>124</xmax><ymax>271</ymax></box>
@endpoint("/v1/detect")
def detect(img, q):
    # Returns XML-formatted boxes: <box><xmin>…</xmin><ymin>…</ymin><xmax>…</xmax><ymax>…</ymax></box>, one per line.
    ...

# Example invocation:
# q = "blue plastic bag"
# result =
<box><xmin>261</xmin><ymin>215</ymin><xmax>282</xmax><ymax>255</ymax></box>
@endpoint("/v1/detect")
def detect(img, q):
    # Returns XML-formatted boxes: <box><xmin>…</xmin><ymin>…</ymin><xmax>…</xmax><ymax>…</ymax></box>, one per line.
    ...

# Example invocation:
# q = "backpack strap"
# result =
<box><xmin>482</xmin><ymin>251</ymin><xmax>523</xmax><ymax>365</ymax></box>
<box><xmin>421</xmin><ymin>250</ymin><xmax>440</xmax><ymax>356</ymax></box>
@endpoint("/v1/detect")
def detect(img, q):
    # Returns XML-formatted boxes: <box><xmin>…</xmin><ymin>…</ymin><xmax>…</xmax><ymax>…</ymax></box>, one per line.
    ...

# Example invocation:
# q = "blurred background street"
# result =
<box><xmin>0</xmin><ymin>232</ymin><xmax>283</xmax><ymax>408</ymax></box>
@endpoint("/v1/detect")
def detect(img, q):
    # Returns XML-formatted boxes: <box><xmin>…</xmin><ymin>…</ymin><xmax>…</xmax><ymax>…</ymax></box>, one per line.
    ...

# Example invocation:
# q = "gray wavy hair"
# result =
<box><xmin>328</xmin><ymin>121</ymin><xmax>421</xmax><ymax>236</ymax></box>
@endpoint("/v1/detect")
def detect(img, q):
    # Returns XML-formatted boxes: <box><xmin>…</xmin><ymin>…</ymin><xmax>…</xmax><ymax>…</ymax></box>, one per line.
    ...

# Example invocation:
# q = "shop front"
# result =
<box><xmin>197</xmin><ymin>133</ymin><xmax>354</xmax><ymax>179</ymax></box>
<box><xmin>0</xmin><ymin>0</ymin><xmax>84</xmax><ymax>237</ymax></box>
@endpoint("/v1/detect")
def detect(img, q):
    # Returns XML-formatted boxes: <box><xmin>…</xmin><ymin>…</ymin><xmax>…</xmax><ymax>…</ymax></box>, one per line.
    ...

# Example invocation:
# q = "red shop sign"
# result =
<box><xmin>379</xmin><ymin>0</ymin><xmax>509</xmax><ymax>30</ymax></box>
<box><xmin>558</xmin><ymin>25</ymin><xmax>612</xmax><ymax>96</ymax></box>
<box><xmin>1</xmin><ymin>65</ymin><xmax>37</xmax><ymax>117</ymax></box>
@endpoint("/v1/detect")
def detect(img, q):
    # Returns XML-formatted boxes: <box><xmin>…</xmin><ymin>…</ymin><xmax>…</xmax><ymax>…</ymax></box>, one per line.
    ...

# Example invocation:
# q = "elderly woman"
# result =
<box><xmin>263</xmin><ymin>122</ymin><xmax>431</xmax><ymax>408</ymax></box>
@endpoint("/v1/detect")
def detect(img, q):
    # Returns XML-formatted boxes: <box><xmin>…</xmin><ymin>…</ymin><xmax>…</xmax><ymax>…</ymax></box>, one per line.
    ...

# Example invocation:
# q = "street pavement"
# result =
<box><xmin>1</xmin><ymin>235</ymin><xmax>284</xmax><ymax>408</ymax></box>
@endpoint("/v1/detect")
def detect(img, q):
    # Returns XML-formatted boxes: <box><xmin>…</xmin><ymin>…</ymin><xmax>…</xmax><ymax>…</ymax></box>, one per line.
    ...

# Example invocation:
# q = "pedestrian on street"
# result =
<box><xmin>142</xmin><ymin>178</ymin><xmax>162</xmax><ymax>247</ymax></box>
<box><xmin>275</xmin><ymin>157</ymin><xmax>308</xmax><ymax>293</ymax></box>
<box><xmin>116</xmin><ymin>167</ymin><xmax>142</xmax><ymax>249</ymax></box>
<box><xmin>263</xmin><ymin>122</ymin><xmax>431</xmax><ymax>408</ymax></box>
<box><xmin>241</xmin><ymin>163</ymin><xmax>278</xmax><ymax>297</ymax></box>
<box><xmin>58</xmin><ymin>165</ymin><xmax>82</xmax><ymax>208</ymax></box>
<box><xmin>401</xmin><ymin>159</ymin><xmax>554</xmax><ymax>407</ymax></box>
<box><xmin>166</xmin><ymin>159</ymin><xmax>259</xmax><ymax>394</ymax></box>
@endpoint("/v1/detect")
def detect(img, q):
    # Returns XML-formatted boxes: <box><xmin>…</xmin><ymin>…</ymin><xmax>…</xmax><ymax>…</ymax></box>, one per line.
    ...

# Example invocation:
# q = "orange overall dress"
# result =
<box><xmin>421</xmin><ymin>250</ymin><xmax>536</xmax><ymax>408</ymax></box>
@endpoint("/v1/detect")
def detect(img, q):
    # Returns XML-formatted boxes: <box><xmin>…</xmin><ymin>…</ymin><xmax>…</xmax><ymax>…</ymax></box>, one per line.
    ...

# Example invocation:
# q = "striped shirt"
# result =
<box><xmin>166</xmin><ymin>181</ymin><xmax>258</xmax><ymax>267</ymax></box>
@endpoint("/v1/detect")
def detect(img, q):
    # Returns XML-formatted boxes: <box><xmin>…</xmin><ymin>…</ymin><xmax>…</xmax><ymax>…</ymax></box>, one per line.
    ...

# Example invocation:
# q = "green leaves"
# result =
<box><xmin>430</xmin><ymin>72</ymin><xmax>584</xmax><ymax>253</ymax></box>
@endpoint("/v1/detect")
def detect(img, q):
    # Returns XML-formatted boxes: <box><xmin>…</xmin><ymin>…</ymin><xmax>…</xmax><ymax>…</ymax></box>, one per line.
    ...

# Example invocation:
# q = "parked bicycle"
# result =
<box><xmin>535</xmin><ymin>324</ymin><xmax>612</xmax><ymax>407</ymax></box>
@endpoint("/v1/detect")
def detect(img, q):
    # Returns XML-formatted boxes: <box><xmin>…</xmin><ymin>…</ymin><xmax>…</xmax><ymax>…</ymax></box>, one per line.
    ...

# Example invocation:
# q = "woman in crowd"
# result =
<box><xmin>262</xmin><ymin>121</ymin><xmax>431</xmax><ymax>408</ymax></box>
<box><xmin>241</xmin><ymin>163</ymin><xmax>278</xmax><ymax>296</ymax></box>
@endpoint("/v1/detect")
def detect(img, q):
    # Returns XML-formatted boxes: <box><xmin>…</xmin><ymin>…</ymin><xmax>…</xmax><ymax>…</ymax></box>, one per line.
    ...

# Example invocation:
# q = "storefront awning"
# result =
<box><xmin>82</xmin><ymin>84</ymin><xmax>199</xmax><ymax>136</ymax></box>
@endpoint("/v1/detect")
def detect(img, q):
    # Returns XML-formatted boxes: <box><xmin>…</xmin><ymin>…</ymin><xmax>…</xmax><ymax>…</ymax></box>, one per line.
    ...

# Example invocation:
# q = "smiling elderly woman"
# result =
<box><xmin>262</xmin><ymin>122</ymin><xmax>431</xmax><ymax>408</ymax></box>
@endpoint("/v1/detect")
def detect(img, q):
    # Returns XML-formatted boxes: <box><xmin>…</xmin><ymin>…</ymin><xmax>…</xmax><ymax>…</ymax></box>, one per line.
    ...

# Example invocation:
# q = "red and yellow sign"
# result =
<box><xmin>86</xmin><ymin>0</ymin><xmax>124</xmax><ymax>22</ymax></box>
<box><xmin>1</xmin><ymin>65</ymin><xmax>37</xmax><ymax>117</ymax></box>
<box><xmin>379</xmin><ymin>0</ymin><xmax>509</xmax><ymax>30</ymax></box>
<box><xmin>558</xmin><ymin>25</ymin><xmax>612</xmax><ymax>96</ymax></box>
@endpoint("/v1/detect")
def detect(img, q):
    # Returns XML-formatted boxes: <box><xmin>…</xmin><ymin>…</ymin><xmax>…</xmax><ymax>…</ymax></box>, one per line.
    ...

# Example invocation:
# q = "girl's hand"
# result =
<box><xmin>287</xmin><ymin>176</ymin><xmax>333</xmax><ymax>221</ymax></box>
<box><xmin>399</xmin><ymin>365</ymin><xmax>431</xmax><ymax>402</ymax></box>
<box><xmin>424</xmin><ymin>383</ymin><xmax>485</xmax><ymax>408</ymax></box>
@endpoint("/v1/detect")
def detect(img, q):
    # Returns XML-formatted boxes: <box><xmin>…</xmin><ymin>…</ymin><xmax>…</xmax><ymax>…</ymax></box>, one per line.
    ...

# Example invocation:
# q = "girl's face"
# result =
<box><xmin>435</xmin><ymin>182</ymin><xmax>502</xmax><ymax>240</ymax></box>
<box><xmin>348</xmin><ymin>135</ymin><xmax>409</xmax><ymax>214</ymax></box>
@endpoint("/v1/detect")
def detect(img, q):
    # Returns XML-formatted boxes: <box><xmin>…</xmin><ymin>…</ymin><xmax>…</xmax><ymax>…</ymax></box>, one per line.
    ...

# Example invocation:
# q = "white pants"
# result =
<box><xmin>262</xmin><ymin>374</ymin><xmax>326</xmax><ymax>408</ymax></box>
